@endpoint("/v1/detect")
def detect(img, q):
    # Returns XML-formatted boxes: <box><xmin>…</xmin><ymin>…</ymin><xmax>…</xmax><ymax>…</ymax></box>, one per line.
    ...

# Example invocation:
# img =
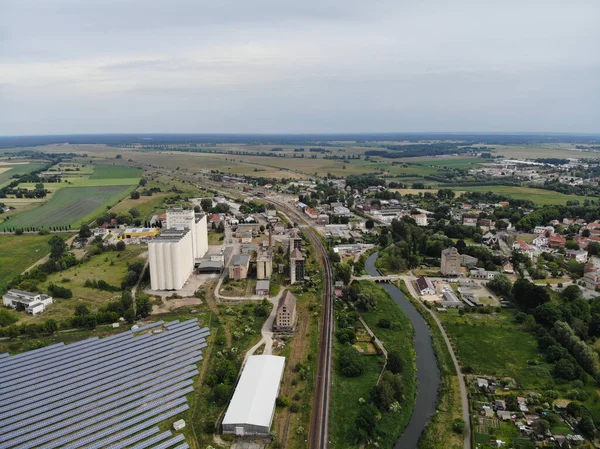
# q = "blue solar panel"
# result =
<box><xmin>128</xmin><ymin>431</ymin><xmax>172</xmax><ymax>449</ymax></box>
<box><xmin>104</xmin><ymin>427</ymin><xmax>160</xmax><ymax>449</ymax></box>
<box><xmin>0</xmin><ymin>319</ymin><xmax>206</xmax><ymax>449</ymax></box>
<box><xmin>0</xmin><ymin>331</ymin><xmax>205</xmax><ymax>405</ymax></box>
<box><xmin>131</xmin><ymin>320</ymin><xmax>164</xmax><ymax>333</ymax></box>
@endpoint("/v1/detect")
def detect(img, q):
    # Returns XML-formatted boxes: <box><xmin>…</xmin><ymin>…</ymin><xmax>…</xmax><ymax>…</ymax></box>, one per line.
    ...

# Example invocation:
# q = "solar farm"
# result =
<box><xmin>0</xmin><ymin>318</ymin><xmax>209</xmax><ymax>449</ymax></box>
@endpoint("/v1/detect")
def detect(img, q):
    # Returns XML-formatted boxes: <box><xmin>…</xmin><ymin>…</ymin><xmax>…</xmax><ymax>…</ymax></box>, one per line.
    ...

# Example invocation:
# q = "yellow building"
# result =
<box><xmin>117</xmin><ymin>227</ymin><xmax>159</xmax><ymax>240</ymax></box>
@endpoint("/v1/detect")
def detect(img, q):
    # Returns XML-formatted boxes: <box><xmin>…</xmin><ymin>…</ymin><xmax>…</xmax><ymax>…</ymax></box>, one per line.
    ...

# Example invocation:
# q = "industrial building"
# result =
<box><xmin>441</xmin><ymin>247</ymin><xmax>461</xmax><ymax>276</ymax></box>
<box><xmin>273</xmin><ymin>291</ymin><xmax>297</xmax><ymax>332</ymax></box>
<box><xmin>290</xmin><ymin>248</ymin><xmax>305</xmax><ymax>284</ymax></box>
<box><xmin>166</xmin><ymin>209</ymin><xmax>208</xmax><ymax>259</ymax></box>
<box><xmin>2</xmin><ymin>290</ymin><xmax>53</xmax><ymax>315</ymax></box>
<box><xmin>0</xmin><ymin>319</ymin><xmax>208</xmax><ymax>448</ymax></box>
<box><xmin>222</xmin><ymin>355</ymin><xmax>286</xmax><ymax>436</ymax></box>
<box><xmin>148</xmin><ymin>229</ymin><xmax>194</xmax><ymax>290</ymax></box>
<box><xmin>148</xmin><ymin>209</ymin><xmax>209</xmax><ymax>290</ymax></box>
<box><xmin>228</xmin><ymin>254</ymin><xmax>250</xmax><ymax>280</ymax></box>
<box><xmin>116</xmin><ymin>227</ymin><xmax>159</xmax><ymax>240</ymax></box>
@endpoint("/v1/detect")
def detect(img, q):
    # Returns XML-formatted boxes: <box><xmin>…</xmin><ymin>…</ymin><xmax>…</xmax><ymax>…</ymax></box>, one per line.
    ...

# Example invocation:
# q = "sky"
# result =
<box><xmin>0</xmin><ymin>0</ymin><xmax>599</xmax><ymax>136</ymax></box>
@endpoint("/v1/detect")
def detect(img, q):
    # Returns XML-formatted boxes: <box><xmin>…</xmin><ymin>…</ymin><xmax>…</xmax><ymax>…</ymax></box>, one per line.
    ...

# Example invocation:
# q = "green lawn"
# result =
<box><xmin>439</xmin><ymin>309</ymin><xmax>553</xmax><ymax>389</ymax></box>
<box><xmin>330</xmin><ymin>282</ymin><xmax>417</xmax><ymax>449</ymax></box>
<box><xmin>89</xmin><ymin>164</ymin><xmax>142</xmax><ymax>179</ymax></box>
<box><xmin>0</xmin><ymin>185</ymin><xmax>135</xmax><ymax>230</ymax></box>
<box><xmin>462</xmin><ymin>186</ymin><xmax>586</xmax><ymax>205</ymax></box>
<box><xmin>0</xmin><ymin>233</ymin><xmax>68</xmax><ymax>291</ymax></box>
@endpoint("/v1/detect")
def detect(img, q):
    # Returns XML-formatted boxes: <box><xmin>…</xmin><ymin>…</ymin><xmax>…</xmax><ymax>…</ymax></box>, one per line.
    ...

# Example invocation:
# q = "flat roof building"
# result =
<box><xmin>2</xmin><ymin>290</ymin><xmax>53</xmax><ymax>315</ymax></box>
<box><xmin>222</xmin><ymin>355</ymin><xmax>285</xmax><ymax>436</ymax></box>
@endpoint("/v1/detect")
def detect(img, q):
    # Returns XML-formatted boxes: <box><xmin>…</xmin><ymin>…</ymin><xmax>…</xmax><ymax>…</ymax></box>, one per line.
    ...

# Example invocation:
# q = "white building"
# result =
<box><xmin>166</xmin><ymin>209</ymin><xmax>208</xmax><ymax>259</ymax></box>
<box><xmin>222</xmin><ymin>355</ymin><xmax>285</xmax><ymax>436</ymax></box>
<box><xmin>533</xmin><ymin>225</ymin><xmax>554</xmax><ymax>235</ymax></box>
<box><xmin>3</xmin><ymin>290</ymin><xmax>53</xmax><ymax>315</ymax></box>
<box><xmin>148</xmin><ymin>229</ymin><xmax>194</xmax><ymax>290</ymax></box>
<box><xmin>411</xmin><ymin>213</ymin><xmax>428</xmax><ymax>226</ymax></box>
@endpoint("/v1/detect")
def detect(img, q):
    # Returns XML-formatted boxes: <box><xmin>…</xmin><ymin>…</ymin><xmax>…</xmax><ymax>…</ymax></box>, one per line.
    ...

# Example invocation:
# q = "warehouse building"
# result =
<box><xmin>116</xmin><ymin>227</ymin><xmax>159</xmax><ymax>240</ymax></box>
<box><xmin>148</xmin><ymin>229</ymin><xmax>194</xmax><ymax>290</ymax></box>
<box><xmin>222</xmin><ymin>355</ymin><xmax>285</xmax><ymax>436</ymax></box>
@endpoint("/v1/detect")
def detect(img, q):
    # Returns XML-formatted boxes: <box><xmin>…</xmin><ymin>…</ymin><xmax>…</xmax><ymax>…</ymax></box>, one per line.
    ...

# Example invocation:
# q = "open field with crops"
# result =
<box><xmin>0</xmin><ymin>161</ymin><xmax>47</xmax><ymax>186</ymax></box>
<box><xmin>0</xmin><ymin>233</ymin><xmax>69</xmax><ymax>291</ymax></box>
<box><xmin>0</xmin><ymin>185</ymin><xmax>134</xmax><ymax>230</ymax></box>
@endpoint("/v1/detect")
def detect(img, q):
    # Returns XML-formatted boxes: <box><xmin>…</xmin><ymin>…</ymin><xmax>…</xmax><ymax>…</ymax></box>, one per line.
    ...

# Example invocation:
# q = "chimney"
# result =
<box><xmin>269</xmin><ymin>227</ymin><xmax>273</xmax><ymax>248</ymax></box>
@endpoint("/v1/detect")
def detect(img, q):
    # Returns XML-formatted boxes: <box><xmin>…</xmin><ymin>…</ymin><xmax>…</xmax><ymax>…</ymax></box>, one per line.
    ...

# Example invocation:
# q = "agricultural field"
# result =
<box><xmin>0</xmin><ymin>185</ymin><xmax>135</xmax><ymax>230</ymax></box>
<box><xmin>17</xmin><ymin>246</ymin><xmax>147</xmax><ymax>325</ymax></box>
<box><xmin>0</xmin><ymin>161</ymin><xmax>47</xmax><ymax>186</ymax></box>
<box><xmin>0</xmin><ymin>233</ymin><xmax>69</xmax><ymax>292</ymax></box>
<box><xmin>1</xmin><ymin>162</ymin><xmax>141</xmax><ymax>230</ymax></box>
<box><xmin>111</xmin><ymin>193</ymin><xmax>170</xmax><ymax>218</ymax></box>
<box><xmin>463</xmin><ymin>185</ymin><xmax>586</xmax><ymax>205</ymax></box>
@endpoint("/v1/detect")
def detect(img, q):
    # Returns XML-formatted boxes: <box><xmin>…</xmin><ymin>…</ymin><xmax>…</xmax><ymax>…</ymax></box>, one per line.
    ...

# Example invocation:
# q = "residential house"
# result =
<box><xmin>470</xmin><ymin>268</ymin><xmax>498</xmax><ymax>280</ymax></box>
<box><xmin>416</xmin><ymin>276</ymin><xmax>435</xmax><ymax>295</ymax></box>
<box><xmin>549</xmin><ymin>233</ymin><xmax>567</xmax><ymax>248</ymax></box>
<box><xmin>566</xmin><ymin>249</ymin><xmax>588</xmax><ymax>263</ymax></box>
<box><xmin>411</xmin><ymin>214</ymin><xmax>428</xmax><ymax>227</ymax></box>
<box><xmin>463</xmin><ymin>216</ymin><xmax>478</xmax><ymax>227</ymax></box>
<box><xmin>534</xmin><ymin>225</ymin><xmax>554</xmax><ymax>235</ymax></box>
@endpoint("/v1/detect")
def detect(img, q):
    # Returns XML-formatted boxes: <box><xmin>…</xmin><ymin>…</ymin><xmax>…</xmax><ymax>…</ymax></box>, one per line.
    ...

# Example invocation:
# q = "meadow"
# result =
<box><xmin>17</xmin><ymin>246</ymin><xmax>147</xmax><ymax>325</ymax></box>
<box><xmin>438</xmin><ymin>309</ymin><xmax>552</xmax><ymax>389</ymax></box>
<box><xmin>0</xmin><ymin>185</ymin><xmax>134</xmax><ymax>230</ymax></box>
<box><xmin>0</xmin><ymin>233</ymin><xmax>68</xmax><ymax>291</ymax></box>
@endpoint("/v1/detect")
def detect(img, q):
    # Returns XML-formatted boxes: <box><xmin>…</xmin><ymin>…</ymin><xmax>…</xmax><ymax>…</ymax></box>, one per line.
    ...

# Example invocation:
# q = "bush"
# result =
<box><xmin>0</xmin><ymin>309</ymin><xmax>19</xmax><ymax>327</ymax></box>
<box><xmin>452</xmin><ymin>418</ymin><xmax>466</xmax><ymax>434</ymax></box>
<box><xmin>377</xmin><ymin>318</ymin><xmax>392</xmax><ymax>328</ymax></box>
<box><xmin>276</xmin><ymin>396</ymin><xmax>291</xmax><ymax>407</ymax></box>
<box><xmin>290</xmin><ymin>403</ymin><xmax>300</xmax><ymax>413</ymax></box>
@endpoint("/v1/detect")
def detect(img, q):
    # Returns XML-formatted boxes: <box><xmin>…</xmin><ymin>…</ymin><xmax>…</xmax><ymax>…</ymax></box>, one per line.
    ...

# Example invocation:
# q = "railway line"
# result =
<box><xmin>266</xmin><ymin>198</ymin><xmax>333</xmax><ymax>449</ymax></box>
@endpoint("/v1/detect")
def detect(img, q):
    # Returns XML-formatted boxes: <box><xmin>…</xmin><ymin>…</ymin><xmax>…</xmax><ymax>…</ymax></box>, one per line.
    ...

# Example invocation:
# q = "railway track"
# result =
<box><xmin>266</xmin><ymin>199</ymin><xmax>333</xmax><ymax>449</ymax></box>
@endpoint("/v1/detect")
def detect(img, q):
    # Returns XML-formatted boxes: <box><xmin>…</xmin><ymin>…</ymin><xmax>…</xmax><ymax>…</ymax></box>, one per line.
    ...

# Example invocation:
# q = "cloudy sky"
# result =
<box><xmin>1</xmin><ymin>0</ymin><xmax>599</xmax><ymax>135</ymax></box>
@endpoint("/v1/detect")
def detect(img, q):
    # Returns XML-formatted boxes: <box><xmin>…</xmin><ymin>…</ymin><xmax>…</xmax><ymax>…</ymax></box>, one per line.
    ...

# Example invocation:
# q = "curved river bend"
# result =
<box><xmin>365</xmin><ymin>253</ymin><xmax>441</xmax><ymax>449</ymax></box>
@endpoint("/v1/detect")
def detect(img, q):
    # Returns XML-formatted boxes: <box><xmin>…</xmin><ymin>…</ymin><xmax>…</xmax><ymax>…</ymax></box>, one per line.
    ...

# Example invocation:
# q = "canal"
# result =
<box><xmin>365</xmin><ymin>252</ymin><xmax>441</xmax><ymax>449</ymax></box>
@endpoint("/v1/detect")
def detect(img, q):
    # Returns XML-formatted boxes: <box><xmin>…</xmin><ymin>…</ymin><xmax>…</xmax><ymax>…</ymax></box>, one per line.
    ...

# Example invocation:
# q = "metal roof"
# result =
<box><xmin>222</xmin><ymin>355</ymin><xmax>285</xmax><ymax>429</ymax></box>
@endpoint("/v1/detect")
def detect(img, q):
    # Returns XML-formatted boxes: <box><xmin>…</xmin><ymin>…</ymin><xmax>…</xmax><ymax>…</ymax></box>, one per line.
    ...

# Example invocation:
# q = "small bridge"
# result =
<box><xmin>352</xmin><ymin>275</ymin><xmax>402</xmax><ymax>282</ymax></box>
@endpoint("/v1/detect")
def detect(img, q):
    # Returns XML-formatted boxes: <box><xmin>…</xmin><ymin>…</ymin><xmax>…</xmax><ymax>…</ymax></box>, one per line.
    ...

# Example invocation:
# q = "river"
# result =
<box><xmin>365</xmin><ymin>252</ymin><xmax>441</xmax><ymax>449</ymax></box>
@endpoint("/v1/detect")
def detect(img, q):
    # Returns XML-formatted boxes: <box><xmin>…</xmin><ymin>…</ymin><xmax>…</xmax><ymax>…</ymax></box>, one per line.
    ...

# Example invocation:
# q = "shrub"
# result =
<box><xmin>338</xmin><ymin>346</ymin><xmax>364</xmax><ymax>377</ymax></box>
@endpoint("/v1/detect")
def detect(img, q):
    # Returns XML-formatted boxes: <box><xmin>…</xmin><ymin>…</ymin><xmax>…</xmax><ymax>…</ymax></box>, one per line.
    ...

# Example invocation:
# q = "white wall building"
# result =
<box><xmin>148</xmin><ymin>229</ymin><xmax>194</xmax><ymax>290</ymax></box>
<box><xmin>3</xmin><ymin>290</ymin><xmax>53</xmax><ymax>315</ymax></box>
<box><xmin>222</xmin><ymin>355</ymin><xmax>285</xmax><ymax>436</ymax></box>
<box><xmin>166</xmin><ymin>209</ymin><xmax>208</xmax><ymax>259</ymax></box>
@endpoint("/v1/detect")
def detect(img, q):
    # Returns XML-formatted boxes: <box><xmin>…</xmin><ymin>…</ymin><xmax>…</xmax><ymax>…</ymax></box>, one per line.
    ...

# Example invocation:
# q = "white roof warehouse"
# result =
<box><xmin>222</xmin><ymin>355</ymin><xmax>286</xmax><ymax>436</ymax></box>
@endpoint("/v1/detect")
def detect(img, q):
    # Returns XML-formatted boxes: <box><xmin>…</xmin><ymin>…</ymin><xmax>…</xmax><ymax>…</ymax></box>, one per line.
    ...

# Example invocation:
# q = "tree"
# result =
<box><xmin>124</xmin><ymin>308</ymin><xmax>135</xmax><ymax>324</ymax></box>
<box><xmin>487</xmin><ymin>274</ymin><xmax>513</xmax><ymax>297</ymax></box>
<box><xmin>338</xmin><ymin>346</ymin><xmax>364</xmax><ymax>377</ymax></box>
<box><xmin>387</xmin><ymin>350</ymin><xmax>404</xmax><ymax>374</ymax></box>
<box><xmin>365</xmin><ymin>219</ymin><xmax>374</xmax><ymax>230</ymax></box>
<box><xmin>355</xmin><ymin>403</ymin><xmax>378</xmax><ymax>439</ymax></box>
<box><xmin>116</xmin><ymin>241</ymin><xmax>126</xmax><ymax>251</ymax></box>
<box><xmin>562</xmin><ymin>284</ymin><xmax>582</xmax><ymax>302</ymax></box>
<box><xmin>79</xmin><ymin>223</ymin><xmax>92</xmax><ymax>238</ymax></box>
<box><xmin>553</xmin><ymin>358</ymin><xmax>578</xmax><ymax>381</ymax></box>
<box><xmin>511</xmin><ymin>278</ymin><xmax>550</xmax><ymax>312</ymax></box>
<box><xmin>75</xmin><ymin>304</ymin><xmax>90</xmax><ymax>316</ymax></box>
<box><xmin>212</xmin><ymin>384</ymin><xmax>232</xmax><ymax>406</ymax></box>
<box><xmin>136</xmin><ymin>296</ymin><xmax>152</xmax><ymax>318</ymax></box>
<box><xmin>44</xmin><ymin>319</ymin><xmax>58</xmax><ymax>334</ymax></box>
<box><xmin>49</xmin><ymin>235</ymin><xmax>67</xmax><ymax>260</ymax></box>
<box><xmin>452</xmin><ymin>418</ymin><xmax>466</xmax><ymax>434</ymax></box>
<box><xmin>201</xmin><ymin>198</ymin><xmax>213</xmax><ymax>211</ymax></box>
<box><xmin>217</xmin><ymin>222</ymin><xmax>225</xmax><ymax>233</ymax></box>
<box><xmin>0</xmin><ymin>309</ymin><xmax>18</xmax><ymax>327</ymax></box>
<box><xmin>130</xmin><ymin>191</ymin><xmax>140</xmax><ymax>199</ymax></box>
<box><xmin>371</xmin><ymin>381</ymin><xmax>395</xmax><ymax>411</ymax></box>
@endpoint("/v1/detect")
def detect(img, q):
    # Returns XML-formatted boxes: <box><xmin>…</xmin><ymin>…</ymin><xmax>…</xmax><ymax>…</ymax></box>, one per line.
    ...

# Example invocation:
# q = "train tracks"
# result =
<box><xmin>266</xmin><ymin>199</ymin><xmax>333</xmax><ymax>449</ymax></box>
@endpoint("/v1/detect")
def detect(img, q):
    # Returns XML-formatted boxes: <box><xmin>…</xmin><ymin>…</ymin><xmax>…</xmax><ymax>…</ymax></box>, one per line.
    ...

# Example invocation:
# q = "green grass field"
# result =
<box><xmin>19</xmin><ymin>178</ymin><xmax>140</xmax><ymax>190</ymax></box>
<box><xmin>439</xmin><ymin>309</ymin><xmax>552</xmax><ymax>389</ymax></box>
<box><xmin>0</xmin><ymin>233</ymin><xmax>68</xmax><ymax>291</ymax></box>
<box><xmin>17</xmin><ymin>246</ymin><xmax>147</xmax><ymax>325</ymax></box>
<box><xmin>0</xmin><ymin>185</ymin><xmax>134</xmax><ymax>230</ymax></box>
<box><xmin>405</xmin><ymin>157</ymin><xmax>484</xmax><ymax>169</ymax></box>
<box><xmin>463</xmin><ymin>185</ymin><xmax>586</xmax><ymax>205</ymax></box>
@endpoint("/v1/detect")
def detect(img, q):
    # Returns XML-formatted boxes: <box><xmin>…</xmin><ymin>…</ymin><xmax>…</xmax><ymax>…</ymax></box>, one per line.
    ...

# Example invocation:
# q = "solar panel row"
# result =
<box><xmin>0</xmin><ymin>319</ymin><xmax>203</xmax><ymax>449</ymax></box>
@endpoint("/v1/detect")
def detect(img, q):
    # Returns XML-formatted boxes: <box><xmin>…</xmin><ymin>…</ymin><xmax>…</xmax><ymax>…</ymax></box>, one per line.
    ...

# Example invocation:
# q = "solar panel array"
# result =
<box><xmin>0</xmin><ymin>319</ymin><xmax>208</xmax><ymax>449</ymax></box>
